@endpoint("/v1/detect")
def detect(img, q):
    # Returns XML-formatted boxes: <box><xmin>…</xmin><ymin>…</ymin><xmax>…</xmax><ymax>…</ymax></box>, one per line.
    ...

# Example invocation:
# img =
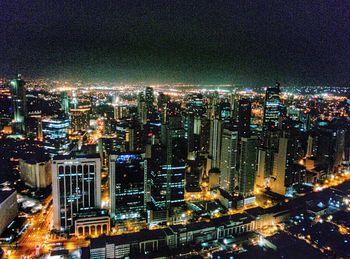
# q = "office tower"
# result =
<box><xmin>60</xmin><ymin>91</ymin><xmax>70</xmax><ymax>115</ymax></box>
<box><xmin>186</xmin><ymin>93</ymin><xmax>204</xmax><ymax>116</ymax></box>
<box><xmin>230</xmin><ymin>91</ymin><xmax>239</xmax><ymax>120</ymax></box>
<box><xmin>315</xmin><ymin>119</ymin><xmax>346</xmax><ymax>175</ymax></box>
<box><xmin>263</xmin><ymin>82</ymin><xmax>282</xmax><ymax>130</ymax></box>
<box><xmin>113</xmin><ymin>96</ymin><xmax>129</xmax><ymax>120</ymax></box>
<box><xmin>162</xmin><ymin>115</ymin><xmax>187</xmax><ymax>207</ymax></box>
<box><xmin>219</xmin><ymin>99</ymin><xmax>231</xmax><ymax>122</ymax></box>
<box><xmin>220</xmin><ymin>128</ymin><xmax>238</xmax><ymax>193</ymax></box>
<box><xmin>126</xmin><ymin>123</ymin><xmax>142</xmax><ymax>152</ymax></box>
<box><xmin>146</xmin><ymin>113</ymin><xmax>186</xmax><ymax>224</ymax></box>
<box><xmin>186</xmin><ymin>156</ymin><xmax>202</xmax><ymax>192</ymax></box>
<box><xmin>208</xmin><ymin>117</ymin><xmax>222</xmax><ymax>169</ymax></box>
<box><xmin>269</xmin><ymin>136</ymin><xmax>291</xmax><ymax>195</ymax></box>
<box><xmin>208</xmin><ymin>91</ymin><xmax>219</xmax><ymax>120</ymax></box>
<box><xmin>237</xmin><ymin>98</ymin><xmax>251</xmax><ymax>139</ymax></box>
<box><xmin>70</xmin><ymin>105</ymin><xmax>91</xmax><ymax>131</ymax></box>
<box><xmin>52</xmin><ymin>154</ymin><xmax>102</xmax><ymax>232</ymax></box>
<box><xmin>185</xmin><ymin>113</ymin><xmax>201</xmax><ymax>154</ymax></box>
<box><xmin>10</xmin><ymin>74</ymin><xmax>27</xmax><ymax>134</ymax></box>
<box><xmin>269</xmin><ymin>128</ymin><xmax>304</xmax><ymax>195</ymax></box>
<box><xmin>109</xmin><ymin>153</ymin><xmax>145</xmax><ymax>220</ymax></box>
<box><xmin>137</xmin><ymin>92</ymin><xmax>147</xmax><ymax>125</ymax></box>
<box><xmin>256</xmin><ymin>82</ymin><xmax>283</xmax><ymax>190</ymax></box>
<box><xmin>146</xmin><ymin>144</ymin><xmax>167</xmax><ymax>209</ymax></box>
<box><xmin>255</xmin><ymin>130</ymin><xmax>280</xmax><ymax>188</ymax></box>
<box><xmin>238</xmin><ymin>136</ymin><xmax>258</xmax><ymax>197</ymax></box>
<box><xmin>0</xmin><ymin>86</ymin><xmax>12</xmax><ymax>129</ymax></box>
<box><xmin>145</xmin><ymin>87</ymin><xmax>155</xmax><ymax>118</ymax></box>
<box><xmin>42</xmin><ymin>115</ymin><xmax>70</xmax><ymax>157</ymax></box>
<box><xmin>157</xmin><ymin>92</ymin><xmax>171</xmax><ymax>112</ymax></box>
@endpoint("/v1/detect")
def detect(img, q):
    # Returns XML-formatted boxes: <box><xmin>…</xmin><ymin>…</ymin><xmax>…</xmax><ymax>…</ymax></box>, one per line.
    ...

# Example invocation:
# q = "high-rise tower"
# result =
<box><xmin>10</xmin><ymin>74</ymin><xmax>27</xmax><ymax>134</ymax></box>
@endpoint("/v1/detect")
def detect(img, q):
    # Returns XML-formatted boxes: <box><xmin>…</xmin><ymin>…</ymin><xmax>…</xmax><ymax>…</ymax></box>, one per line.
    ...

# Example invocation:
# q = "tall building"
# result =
<box><xmin>315</xmin><ymin>120</ymin><xmax>346</xmax><ymax>175</ymax></box>
<box><xmin>145</xmin><ymin>87</ymin><xmax>155</xmax><ymax>118</ymax></box>
<box><xmin>238</xmin><ymin>136</ymin><xmax>258</xmax><ymax>197</ymax></box>
<box><xmin>109</xmin><ymin>153</ymin><xmax>145</xmax><ymax>220</ymax></box>
<box><xmin>263</xmin><ymin>82</ymin><xmax>282</xmax><ymax>130</ymax></box>
<box><xmin>42</xmin><ymin>116</ymin><xmax>70</xmax><ymax>157</ymax></box>
<box><xmin>10</xmin><ymin>74</ymin><xmax>27</xmax><ymax>134</ymax></box>
<box><xmin>137</xmin><ymin>92</ymin><xmax>147</xmax><ymax>125</ymax></box>
<box><xmin>52</xmin><ymin>154</ymin><xmax>102</xmax><ymax>232</ymax></box>
<box><xmin>208</xmin><ymin>117</ymin><xmax>222</xmax><ymax>169</ymax></box>
<box><xmin>237</xmin><ymin>98</ymin><xmax>251</xmax><ymax>139</ymax></box>
<box><xmin>0</xmin><ymin>86</ymin><xmax>12</xmax><ymax>130</ymax></box>
<box><xmin>219</xmin><ymin>128</ymin><xmax>238</xmax><ymax>193</ymax></box>
<box><xmin>146</xmin><ymin>114</ymin><xmax>186</xmax><ymax>224</ymax></box>
<box><xmin>60</xmin><ymin>91</ymin><xmax>70</xmax><ymax>115</ymax></box>
<box><xmin>70</xmin><ymin>105</ymin><xmax>91</xmax><ymax>131</ymax></box>
<box><xmin>161</xmin><ymin>115</ymin><xmax>186</xmax><ymax>207</ymax></box>
<box><xmin>230</xmin><ymin>91</ymin><xmax>239</xmax><ymax>120</ymax></box>
<box><xmin>219</xmin><ymin>99</ymin><xmax>231</xmax><ymax>122</ymax></box>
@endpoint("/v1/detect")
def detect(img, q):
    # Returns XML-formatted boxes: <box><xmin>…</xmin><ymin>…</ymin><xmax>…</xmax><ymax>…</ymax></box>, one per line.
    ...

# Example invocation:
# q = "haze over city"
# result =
<box><xmin>1</xmin><ymin>1</ymin><xmax>350</xmax><ymax>85</ymax></box>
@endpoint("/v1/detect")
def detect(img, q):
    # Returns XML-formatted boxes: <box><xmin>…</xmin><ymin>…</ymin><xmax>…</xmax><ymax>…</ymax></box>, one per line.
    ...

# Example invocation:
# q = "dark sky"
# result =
<box><xmin>0</xmin><ymin>1</ymin><xmax>349</xmax><ymax>85</ymax></box>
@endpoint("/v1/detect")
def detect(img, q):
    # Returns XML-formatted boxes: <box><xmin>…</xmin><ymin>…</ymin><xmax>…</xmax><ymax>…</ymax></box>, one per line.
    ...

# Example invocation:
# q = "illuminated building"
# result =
<box><xmin>19</xmin><ymin>156</ymin><xmax>52</xmax><ymax>189</ymax></box>
<box><xmin>263</xmin><ymin>82</ymin><xmax>282</xmax><ymax>130</ymax></box>
<box><xmin>208</xmin><ymin>117</ymin><xmax>222</xmax><ymax>169</ymax></box>
<box><xmin>220</xmin><ymin>128</ymin><xmax>238</xmax><ymax>193</ymax></box>
<box><xmin>314</xmin><ymin>119</ymin><xmax>346</xmax><ymax>175</ymax></box>
<box><xmin>237</xmin><ymin>98</ymin><xmax>251</xmax><ymax>139</ymax></box>
<box><xmin>145</xmin><ymin>86</ymin><xmax>155</xmax><ymax>112</ymax></box>
<box><xmin>10</xmin><ymin>74</ymin><xmax>27</xmax><ymax>134</ymax></box>
<box><xmin>0</xmin><ymin>86</ymin><xmax>12</xmax><ymax>129</ymax></box>
<box><xmin>161</xmin><ymin>115</ymin><xmax>186</xmax><ymax>207</ymax></box>
<box><xmin>52</xmin><ymin>154</ymin><xmax>102</xmax><ymax>232</ymax></box>
<box><xmin>238</xmin><ymin>135</ymin><xmax>258</xmax><ymax>197</ymax></box>
<box><xmin>185</xmin><ymin>113</ymin><xmax>201</xmax><ymax>154</ymax></box>
<box><xmin>146</xmin><ymin>114</ymin><xmax>186</xmax><ymax>224</ymax></box>
<box><xmin>60</xmin><ymin>91</ymin><xmax>69</xmax><ymax>115</ymax></box>
<box><xmin>42</xmin><ymin>116</ymin><xmax>70</xmax><ymax>157</ymax></box>
<box><xmin>109</xmin><ymin>153</ymin><xmax>145</xmax><ymax>220</ymax></box>
<box><xmin>70</xmin><ymin>102</ymin><xmax>91</xmax><ymax>131</ymax></box>
<box><xmin>137</xmin><ymin>92</ymin><xmax>147</xmax><ymax>125</ymax></box>
<box><xmin>0</xmin><ymin>190</ymin><xmax>18</xmax><ymax>236</ymax></box>
<box><xmin>186</xmin><ymin>93</ymin><xmax>205</xmax><ymax>116</ymax></box>
<box><xmin>219</xmin><ymin>99</ymin><xmax>231</xmax><ymax>121</ymax></box>
<box><xmin>230</xmin><ymin>91</ymin><xmax>239</xmax><ymax>120</ymax></box>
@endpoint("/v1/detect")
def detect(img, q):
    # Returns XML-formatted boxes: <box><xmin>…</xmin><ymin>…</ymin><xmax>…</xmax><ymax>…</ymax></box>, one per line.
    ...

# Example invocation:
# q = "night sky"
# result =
<box><xmin>0</xmin><ymin>1</ymin><xmax>349</xmax><ymax>85</ymax></box>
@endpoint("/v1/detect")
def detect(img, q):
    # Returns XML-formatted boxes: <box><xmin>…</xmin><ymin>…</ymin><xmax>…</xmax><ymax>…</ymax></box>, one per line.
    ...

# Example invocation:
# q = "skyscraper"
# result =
<box><xmin>219</xmin><ymin>128</ymin><xmax>238</xmax><ymax>193</ymax></box>
<box><xmin>10</xmin><ymin>74</ymin><xmax>27</xmax><ymax>134</ymax></box>
<box><xmin>237</xmin><ymin>98</ymin><xmax>251</xmax><ymax>139</ymax></box>
<box><xmin>60</xmin><ymin>91</ymin><xmax>70</xmax><ymax>115</ymax></box>
<box><xmin>238</xmin><ymin>136</ymin><xmax>258</xmax><ymax>197</ymax></box>
<box><xmin>208</xmin><ymin>117</ymin><xmax>222</xmax><ymax>169</ymax></box>
<box><xmin>263</xmin><ymin>82</ymin><xmax>282</xmax><ymax>130</ymax></box>
<box><xmin>52</xmin><ymin>154</ymin><xmax>102</xmax><ymax>232</ymax></box>
<box><xmin>42</xmin><ymin>116</ymin><xmax>70</xmax><ymax>157</ymax></box>
<box><xmin>109</xmin><ymin>153</ymin><xmax>145</xmax><ymax>220</ymax></box>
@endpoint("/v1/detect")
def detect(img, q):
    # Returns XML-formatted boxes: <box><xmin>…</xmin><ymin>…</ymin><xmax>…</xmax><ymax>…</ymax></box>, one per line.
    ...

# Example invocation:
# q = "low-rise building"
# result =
<box><xmin>0</xmin><ymin>190</ymin><xmax>18</xmax><ymax>235</ymax></box>
<box><xmin>19</xmin><ymin>156</ymin><xmax>51</xmax><ymax>189</ymax></box>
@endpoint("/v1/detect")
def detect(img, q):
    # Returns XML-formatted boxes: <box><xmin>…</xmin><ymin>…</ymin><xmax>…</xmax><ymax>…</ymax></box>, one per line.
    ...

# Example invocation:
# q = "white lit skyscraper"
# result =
<box><xmin>10</xmin><ymin>74</ymin><xmax>27</xmax><ymax>134</ymax></box>
<box><xmin>52</xmin><ymin>155</ymin><xmax>102</xmax><ymax>232</ymax></box>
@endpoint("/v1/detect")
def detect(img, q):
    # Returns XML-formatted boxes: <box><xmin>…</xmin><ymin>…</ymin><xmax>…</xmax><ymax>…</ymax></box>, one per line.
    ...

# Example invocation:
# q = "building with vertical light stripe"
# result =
<box><xmin>52</xmin><ymin>154</ymin><xmax>101</xmax><ymax>232</ymax></box>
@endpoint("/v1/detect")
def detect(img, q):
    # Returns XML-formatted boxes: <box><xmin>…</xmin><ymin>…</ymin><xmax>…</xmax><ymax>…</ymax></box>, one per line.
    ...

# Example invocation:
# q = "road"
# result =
<box><xmin>2</xmin><ymin>195</ymin><xmax>53</xmax><ymax>258</ymax></box>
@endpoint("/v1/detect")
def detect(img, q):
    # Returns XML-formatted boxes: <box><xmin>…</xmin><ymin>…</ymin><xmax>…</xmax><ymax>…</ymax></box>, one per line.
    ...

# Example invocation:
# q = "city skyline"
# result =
<box><xmin>0</xmin><ymin>1</ymin><xmax>350</xmax><ymax>258</ymax></box>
